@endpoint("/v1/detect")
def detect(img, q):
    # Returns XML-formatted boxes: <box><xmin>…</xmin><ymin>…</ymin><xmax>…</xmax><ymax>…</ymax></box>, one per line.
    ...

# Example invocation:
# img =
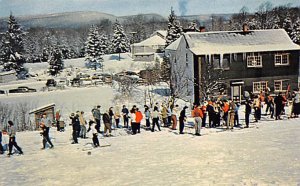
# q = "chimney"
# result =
<box><xmin>199</xmin><ymin>26</ymin><xmax>206</xmax><ymax>32</ymax></box>
<box><xmin>243</xmin><ymin>23</ymin><xmax>249</xmax><ymax>32</ymax></box>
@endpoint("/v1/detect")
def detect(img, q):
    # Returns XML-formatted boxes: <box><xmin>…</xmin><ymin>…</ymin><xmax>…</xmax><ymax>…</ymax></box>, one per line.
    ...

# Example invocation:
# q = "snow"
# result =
<box><xmin>0</xmin><ymin>110</ymin><xmax>299</xmax><ymax>185</ymax></box>
<box><xmin>133</xmin><ymin>35</ymin><xmax>166</xmax><ymax>46</ymax></box>
<box><xmin>184</xmin><ymin>29</ymin><xmax>300</xmax><ymax>55</ymax></box>
<box><xmin>1</xmin><ymin>53</ymin><xmax>300</xmax><ymax>185</ymax></box>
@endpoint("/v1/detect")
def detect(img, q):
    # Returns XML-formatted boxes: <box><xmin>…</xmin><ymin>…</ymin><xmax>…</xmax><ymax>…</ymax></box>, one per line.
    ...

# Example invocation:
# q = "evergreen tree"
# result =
<box><xmin>111</xmin><ymin>20</ymin><xmax>130</xmax><ymax>61</ymax></box>
<box><xmin>85</xmin><ymin>25</ymin><xmax>103</xmax><ymax>70</ymax></box>
<box><xmin>165</xmin><ymin>8</ymin><xmax>183</xmax><ymax>47</ymax></box>
<box><xmin>283</xmin><ymin>13</ymin><xmax>293</xmax><ymax>38</ymax></box>
<box><xmin>98</xmin><ymin>34</ymin><xmax>109</xmax><ymax>55</ymax></box>
<box><xmin>0</xmin><ymin>13</ymin><xmax>26</xmax><ymax>73</ymax></box>
<box><xmin>160</xmin><ymin>55</ymin><xmax>171</xmax><ymax>82</ymax></box>
<box><xmin>272</xmin><ymin>15</ymin><xmax>281</xmax><ymax>29</ymax></box>
<box><xmin>48</xmin><ymin>47</ymin><xmax>64</xmax><ymax>76</ymax></box>
<box><xmin>292</xmin><ymin>17</ymin><xmax>300</xmax><ymax>44</ymax></box>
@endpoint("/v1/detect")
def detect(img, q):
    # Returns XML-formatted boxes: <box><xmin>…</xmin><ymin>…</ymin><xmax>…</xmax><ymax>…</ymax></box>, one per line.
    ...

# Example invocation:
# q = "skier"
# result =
<box><xmin>0</xmin><ymin>130</ymin><xmax>4</xmax><ymax>154</ymax></box>
<box><xmin>55</xmin><ymin>110</ymin><xmax>61</xmax><ymax>131</ymax></box>
<box><xmin>114</xmin><ymin>106</ymin><xmax>121</xmax><ymax>128</ymax></box>
<box><xmin>179</xmin><ymin>106</ymin><xmax>188</xmax><ymax>134</ymax></box>
<box><xmin>207</xmin><ymin>101</ymin><xmax>214</xmax><ymax>128</ymax></box>
<box><xmin>7</xmin><ymin>121</ymin><xmax>23</xmax><ymax>156</ymax></box>
<box><xmin>245</xmin><ymin>99</ymin><xmax>252</xmax><ymax>128</ymax></box>
<box><xmin>161</xmin><ymin>104</ymin><xmax>168</xmax><ymax>127</ymax></box>
<box><xmin>109</xmin><ymin>107</ymin><xmax>115</xmax><ymax>128</ymax></box>
<box><xmin>79</xmin><ymin>111</ymin><xmax>87</xmax><ymax>138</ymax></box>
<box><xmin>40</xmin><ymin>114</ymin><xmax>54</xmax><ymax>149</ymax></box>
<box><xmin>92</xmin><ymin>105</ymin><xmax>101</xmax><ymax>133</ymax></box>
<box><xmin>88</xmin><ymin>120</ymin><xmax>99</xmax><ymax>148</ymax></box>
<box><xmin>122</xmin><ymin>105</ymin><xmax>129</xmax><ymax>128</ymax></box>
<box><xmin>103</xmin><ymin>110</ymin><xmax>112</xmax><ymax>137</ymax></box>
<box><xmin>70</xmin><ymin>113</ymin><xmax>79</xmax><ymax>144</ymax></box>
<box><xmin>130</xmin><ymin>107</ymin><xmax>137</xmax><ymax>134</ymax></box>
<box><xmin>151</xmin><ymin>106</ymin><xmax>161</xmax><ymax>132</ymax></box>
<box><xmin>201</xmin><ymin>102</ymin><xmax>207</xmax><ymax>127</ymax></box>
<box><xmin>171</xmin><ymin>105</ymin><xmax>179</xmax><ymax>130</ymax></box>
<box><xmin>135</xmin><ymin>108</ymin><xmax>143</xmax><ymax>133</ymax></box>
<box><xmin>274</xmin><ymin>93</ymin><xmax>283</xmax><ymax>120</ymax></box>
<box><xmin>228</xmin><ymin>100</ymin><xmax>236</xmax><ymax>129</ymax></box>
<box><xmin>144</xmin><ymin>105</ymin><xmax>151</xmax><ymax>129</ymax></box>
<box><xmin>193</xmin><ymin>104</ymin><xmax>203</xmax><ymax>136</ymax></box>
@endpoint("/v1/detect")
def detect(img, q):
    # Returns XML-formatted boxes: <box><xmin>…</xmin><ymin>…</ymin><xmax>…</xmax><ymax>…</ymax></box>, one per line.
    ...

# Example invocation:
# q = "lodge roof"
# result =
<box><xmin>166</xmin><ymin>29</ymin><xmax>300</xmax><ymax>55</ymax></box>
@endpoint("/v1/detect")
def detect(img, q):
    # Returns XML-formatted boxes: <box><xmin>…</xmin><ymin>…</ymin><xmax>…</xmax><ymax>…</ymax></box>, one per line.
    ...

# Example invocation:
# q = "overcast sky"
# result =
<box><xmin>0</xmin><ymin>0</ymin><xmax>299</xmax><ymax>17</ymax></box>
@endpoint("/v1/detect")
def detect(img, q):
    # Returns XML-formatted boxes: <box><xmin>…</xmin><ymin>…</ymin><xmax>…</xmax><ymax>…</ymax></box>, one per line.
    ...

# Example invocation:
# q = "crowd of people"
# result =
<box><xmin>0</xmin><ymin>90</ymin><xmax>299</xmax><ymax>156</ymax></box>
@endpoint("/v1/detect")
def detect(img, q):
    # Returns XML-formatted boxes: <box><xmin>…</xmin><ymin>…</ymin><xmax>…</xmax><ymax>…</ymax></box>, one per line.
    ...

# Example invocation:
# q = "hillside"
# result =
<box><xmin>0</xmin><ymin>11</ymin><xmax>167</xmax><ymax>29</ymax></box>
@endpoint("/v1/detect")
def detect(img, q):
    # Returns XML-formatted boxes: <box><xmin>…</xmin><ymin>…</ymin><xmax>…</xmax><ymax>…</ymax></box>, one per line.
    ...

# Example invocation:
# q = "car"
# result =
<box><xmin>0</xmin><ymin>90</ymin><xmax>6</xmax><ymax>94</ymax></box>
<box><xmin>9</xmin><ymin>86</ymin><xmax>37</xmax><ymax>93</ymax></box>
<box><xmin>46</xmin><ymin>79</ymin><xmax>57</xmax><ymax>87</ymax></box>
<box><xmin>70</xmin><ymin>77</ymin><xmax>82</xmax><ymax>87</ymax></box>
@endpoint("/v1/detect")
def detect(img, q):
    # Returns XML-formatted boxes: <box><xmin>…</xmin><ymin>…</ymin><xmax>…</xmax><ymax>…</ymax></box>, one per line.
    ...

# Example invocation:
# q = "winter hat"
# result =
<box><xmin>8</xmin><ymin>121</ymin><xmax>13</xmax><ymax>126</ymax></box>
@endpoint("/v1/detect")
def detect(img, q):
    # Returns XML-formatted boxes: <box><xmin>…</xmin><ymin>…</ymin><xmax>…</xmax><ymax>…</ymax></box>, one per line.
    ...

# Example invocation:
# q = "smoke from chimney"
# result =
<box><xmin>178</xmin><ymin>0</ymin><xmax>188</xmax><ymax>16</ymax></box>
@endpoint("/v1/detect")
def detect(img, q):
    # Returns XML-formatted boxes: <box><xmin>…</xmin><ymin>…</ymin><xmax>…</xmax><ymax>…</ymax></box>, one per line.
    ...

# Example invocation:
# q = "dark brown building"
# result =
<box><xmin>165</xmin><ymin>29</ymin><xmax>300</xmax><ymax>103</ymax></box>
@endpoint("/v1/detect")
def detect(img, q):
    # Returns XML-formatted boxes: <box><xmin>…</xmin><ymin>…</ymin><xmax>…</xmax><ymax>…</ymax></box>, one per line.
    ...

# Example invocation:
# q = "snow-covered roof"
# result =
<box><xmin>184</xmin><ymin>29</ymin><xmax>300</xmax><ymax>55</ymax></box>
<box><xmin>134</xmin><ymin>52</ymin><xmax>155</xmax><ymax>56</ymax></box>
<box><xmin>165</xmin><ymin>36</ymin><xmax>183</xmax><ymax>51</ymax></box>
<box><xmin>29</xmin><ymin>103</ymin><xmax>56</xmax><ymax>114</ymax></box>
<box><xmin>151</xmin><ymin>30</ymin><xmax>167</xmax><ymax>38</ymax></box>
<box><xmin>133</xmin><ymin>35</ymin><xmax>166</xmax><ymax>47</ymax></box>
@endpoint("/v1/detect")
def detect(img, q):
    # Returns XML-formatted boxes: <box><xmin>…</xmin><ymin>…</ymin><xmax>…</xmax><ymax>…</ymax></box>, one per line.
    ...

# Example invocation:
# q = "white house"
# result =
<box><xmin>131</xmin><ymin>30</ymin><xmax>167</xmax><ymax>61</ymax></box>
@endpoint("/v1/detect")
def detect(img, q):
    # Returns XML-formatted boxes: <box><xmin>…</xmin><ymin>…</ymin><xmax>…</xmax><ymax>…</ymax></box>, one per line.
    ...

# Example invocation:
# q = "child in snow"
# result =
<box><xmin>88</xmin><ymin>120</ymin><xmax>99</xmax><ymax>147</ymax></box>
<box><xmin>40</xmin><ymin>114</ymin><xmax>54</xmax><ymax>149</ymax></box>
<box><xmin>7</xmin><ymin>121</ymin><xmax>23</xmax><ymax>156</ymax></box>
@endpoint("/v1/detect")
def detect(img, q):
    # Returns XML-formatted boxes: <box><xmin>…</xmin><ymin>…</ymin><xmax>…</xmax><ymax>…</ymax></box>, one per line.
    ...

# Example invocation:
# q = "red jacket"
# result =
<box><xmin>135</xmin><ymin>111</ymin><xmax>143</xmax><ymax>123</ymax></box>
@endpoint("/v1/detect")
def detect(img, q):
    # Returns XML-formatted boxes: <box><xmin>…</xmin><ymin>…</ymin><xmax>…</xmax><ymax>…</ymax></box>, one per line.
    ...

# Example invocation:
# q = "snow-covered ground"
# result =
<box><xmin>0</xmin><ymin>116</ymin><xmax>299</xmax><ymax>185</ymax></box>
<box><xmin>0</xmin><ymin>54</ymin><xmax>299</xmax><ymax>185</ymax></box>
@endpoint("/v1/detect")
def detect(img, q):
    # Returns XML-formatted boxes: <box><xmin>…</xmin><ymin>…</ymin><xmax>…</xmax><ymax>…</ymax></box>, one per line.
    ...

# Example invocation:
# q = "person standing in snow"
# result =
<box><xmin>161</xmin><ymin>104</ymin><xmax>168</xmax><ymax>127</ymax></box>
<box><xmin>130</xmin><ymin>107</ymin><xmax>137</xmax><ymax>134</ymax></box>
<box><xmin>103</xmin><ymin>110</ymin><xmax>112</xmax><ymax>137</ymax></box>
<box><xmin>40</xmin><ymin>114</ymin><xmax>54</xmax><ymax>149</ymax></box>
<box><xmin>193</xmin><ymin>104</ymin><xmax>203</xmax><ymax>136</ymax></box>
<box><xmin>0</xmin><ymin>130</ymin><xmax>4</xmax><ymax>154</ymax></box>
<box><xmin>151</xmin><ymin>106</ymin><xmax>161</xmax><ymax>132</ymax></box>
<box><xmin>167</xmin><ymin>106</ymin><xmax>172</xmax><ymax>127</ymax></box>
<box><xmin>222</xmin><ymin>100</ymin><xmax>229</xmax><ymax>126</ymax></box>
<box><xmin>179</xmin><ymin>106</ymin><xmax>188</xmax><ymax>134</ymax></box>
<box><xmin>88</xmin><ymin>120</ymin><xmax>99</xmax><ymax>148</ymax></box>
<box><xmin>135</xmin><ymin>108</ymin><xmax>143</xmax><ymax>133</ymax></box>
<box><xmin>7</xmin><ymin>121</ymin><xmax>23</xmax><ymax>156</ymax></box>
<box><xmin>70</xmin><ymin>113</ymin><xmax>79</xmax><ymax>144</ymax></box>
<box><xmin>114</xmin><ymin>106</ymin><xmax>121</xmax><ymax>128</ymax></box>
<box><xmin>109</xmin><ymin>107</ymin><xmax>115</xmax><ymax>128</ymax></box>
<box><xmin>55</xmin><ymin>110</ymin><xmax>61</xmax><ymax>131</ymax></box>
<box><xmin>245</xmin><ymin>99</ymin><xmax>252</xmax><ymax>128</ymax></box>
<box><xmin>228</xmin><ymin>100</ymin><xmax>236</xmax><ymax>129</ymax></box>
<box><xmin>122</xmin><ymin>105</ymin><xmax>129</xmax><ymax>128</ymax></box>
<box><xmin>253</xmin><ymin>95</ymin><xmax>261</xmax><ymax>122</ymax></box>
<box><xmin>234</xmin><ymin>103</ymin><xmax>240</xmax><ymax>127</ymax></box>
<box><xmin>144</xmin><ymin>105</ymin><xmax>151</xmax><ymax>129</ymax></box>
<box><xmin>207</xmin><ymin>101</ymin><xmax>214</xmax><ymax>128</ymax></box>
<box><xmin>79</xmin><ymin>111</ymin><xmax>87</xmax><ymax>138</ymax></box>
<box><xmin>201</xmin><ymin>102</ymin><xmax>207</xmax><ymax>127</ymax></box>
<box><xmin>92</xmin><ymin>105</ymin><xmax>101</xmax><ymax>133</ymax></box>
<box><xmin>171</xmin><ymin>105</ymin><xmax>179</xmax><ymax>130</ymax></box>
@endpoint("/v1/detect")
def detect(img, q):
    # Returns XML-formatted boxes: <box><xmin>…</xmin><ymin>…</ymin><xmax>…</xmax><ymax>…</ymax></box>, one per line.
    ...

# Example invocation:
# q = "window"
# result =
<box><xmin>274</xmin><ymin>80</ymin><xmax>288</xmax><ymax>92</ymax></box>
<box><xmin>275</xmin><ymin>53</ymin><xmax>289</xmax><ymax>66</ymax></box>
<box><xmin>253</xmin><ymin>81</ymin><xmax>268</xmax><ymax>93</ymax></box>
<box><xmin>212</xmin><ymin>54</ymin><xmax>230</xmax><ymax>70</ymax></box>
<box><xmin>247</xmin><ymin>54</ymin><xmax>262</xmax><ymax>68</ymax></box>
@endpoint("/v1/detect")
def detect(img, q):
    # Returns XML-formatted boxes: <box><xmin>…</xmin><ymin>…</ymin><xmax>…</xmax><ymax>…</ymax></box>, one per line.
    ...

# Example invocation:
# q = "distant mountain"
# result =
<box><xmin>0</xmin><ymin>11</ymin><xmax>231</xmax><ymax>30</ymax></box>
<box><xmin>0</xmin><ymin>11</ymin><xmax>167</xmax><ymax>30</ymax></box>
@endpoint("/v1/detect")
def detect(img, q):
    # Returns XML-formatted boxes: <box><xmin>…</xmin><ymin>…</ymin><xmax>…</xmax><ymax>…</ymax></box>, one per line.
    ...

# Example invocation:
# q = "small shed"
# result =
<box><xmin>0</xmin><ymin>71</ymin><xmax>17</xmax><ymax>83</ymax></box>
<box><xmin>29</xmin><ymin>103</ymin><xmax>55</xmax><ymax>129</ymax></box>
